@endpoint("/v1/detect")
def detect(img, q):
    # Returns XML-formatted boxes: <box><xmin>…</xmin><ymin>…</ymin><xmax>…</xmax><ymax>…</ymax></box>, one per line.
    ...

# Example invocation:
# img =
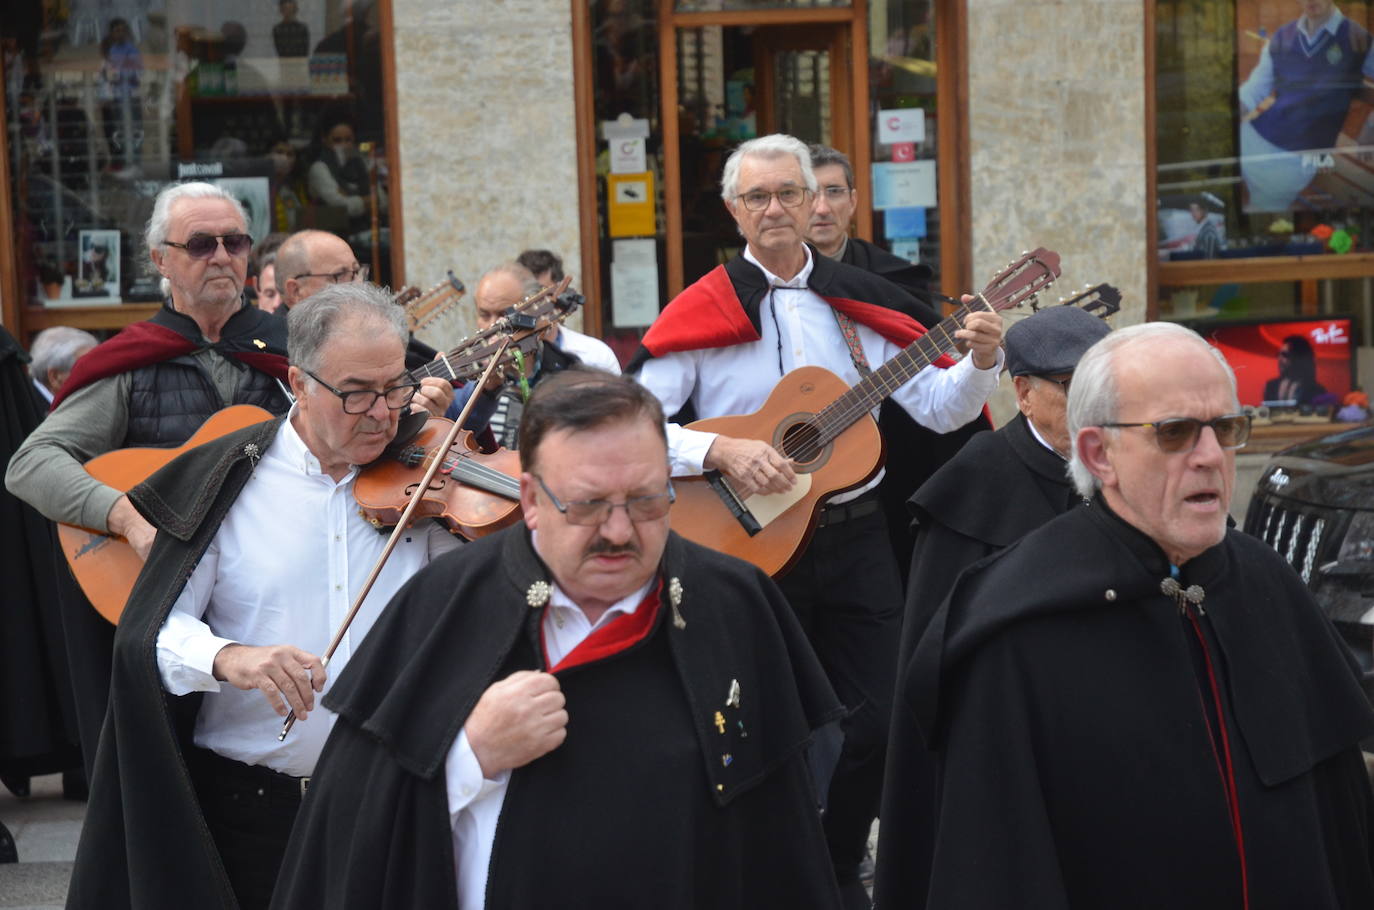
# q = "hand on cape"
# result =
<box><xmin>466</xmin><ymin>670</ymin><xmax>568</xmax><ymax>779</ymax></box>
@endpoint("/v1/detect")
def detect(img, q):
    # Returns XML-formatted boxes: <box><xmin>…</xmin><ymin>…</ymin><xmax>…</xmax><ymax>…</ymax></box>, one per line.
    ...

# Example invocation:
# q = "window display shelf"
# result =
<box><xmin>1160</xmin><ymin>252</ymin><xmax>1374</xmax><ymax>287</ymax></box>
<box><xmin>24</xmin><ymin>303</ymin><xmax>161</xmax><ymax>333</ymax></box>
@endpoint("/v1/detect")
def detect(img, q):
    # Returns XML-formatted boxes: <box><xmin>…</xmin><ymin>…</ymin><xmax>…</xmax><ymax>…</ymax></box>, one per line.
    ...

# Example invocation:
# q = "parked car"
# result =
<box><xmin>1244</xmin><ymin>424</ymin><xmax>1374</xmax><ymax>691</ymax></box>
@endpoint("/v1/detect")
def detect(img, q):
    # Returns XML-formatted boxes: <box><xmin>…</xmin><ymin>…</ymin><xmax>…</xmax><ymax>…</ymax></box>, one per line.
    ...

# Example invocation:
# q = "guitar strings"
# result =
<box><xmin>791</xmin><ymin>275</ymin><xmax>1050</xmax><ymax>461</ymax></box>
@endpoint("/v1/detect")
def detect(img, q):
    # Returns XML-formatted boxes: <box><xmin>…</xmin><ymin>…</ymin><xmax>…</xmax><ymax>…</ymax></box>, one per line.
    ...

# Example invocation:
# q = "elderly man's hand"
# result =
<box><xmin>411</xmin><ymin>376</ymin><xmax>455</xmax><ymax>418</ymax></box>
<box><xmin>703</xmin><ymin>435</ymin><xmax>797</xmax><ymax>499</ymax></box>
<box><xmin>107</xmin><ymin>494</ymin><xmax>158</xmax><ymax>560</ymax></box>
<box><xmin>465</xmin><ymin>670</ymin><xmax>568</xmax><ymax>779</ymax></box>
<box><xmin>956</xmin><ymin>307</ymin><xmax>1004</xmax><ymax>370</ymax></box>
<box><xmin>212</xmin><ymin>643</ymin><xmax>327</xmax><ymax>719</ymax></box>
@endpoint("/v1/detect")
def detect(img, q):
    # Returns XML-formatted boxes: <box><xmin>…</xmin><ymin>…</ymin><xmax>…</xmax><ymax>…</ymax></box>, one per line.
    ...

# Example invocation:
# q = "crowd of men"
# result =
<box><xmin>2</xmin><ymin>132</ymin><xmax>1373</xmax><ymax>910</ymax></box>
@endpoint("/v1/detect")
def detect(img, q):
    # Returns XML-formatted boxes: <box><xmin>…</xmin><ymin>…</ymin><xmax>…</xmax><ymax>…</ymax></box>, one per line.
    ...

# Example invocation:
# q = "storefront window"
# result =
<box><xmin>1156</xmin><ymin>0</ymin><xmax>1374</xmax><ymax>263</ymax></box>
<box><xmin>4</xmin><ymin>0</ymin><xmax>393</xmax><ymax>325</ymax></box>
<box><xmin>867</xmin><ymin>0</ymin><xmax>942</xmax><ymax>285</ymax></box>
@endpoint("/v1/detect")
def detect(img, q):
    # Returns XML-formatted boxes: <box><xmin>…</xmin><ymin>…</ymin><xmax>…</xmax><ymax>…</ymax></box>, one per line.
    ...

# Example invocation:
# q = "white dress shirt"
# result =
<box><xmin>155</xmin><ymin>410</ymin><xmax>461</xmax><ymax>777</ymax></box>
<box><xmin>553</xmin><ymin>326</ymin><xmax>622</xmax><ymax>374</ymax></box>
<box><xmin>635</xmin><ymin>245</ymin><xmax>1003</xmax><ymax>500</ymax></box>
<box><xmin>444</xmin><ymin>569</ymin><xmax>656</xmax><ymax>910</ymax></box>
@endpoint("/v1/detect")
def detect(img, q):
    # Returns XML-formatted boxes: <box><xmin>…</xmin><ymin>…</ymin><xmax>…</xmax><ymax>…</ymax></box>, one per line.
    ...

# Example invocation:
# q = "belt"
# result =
<box><xmin>191</xmin><ymin>747</ymin><xmax>311</xmax><ymax>800</ymax></box>
<box><xmin>816</xmin><ymin>494</ymin><xmax>881</xmax><ymax>528</ymax></box>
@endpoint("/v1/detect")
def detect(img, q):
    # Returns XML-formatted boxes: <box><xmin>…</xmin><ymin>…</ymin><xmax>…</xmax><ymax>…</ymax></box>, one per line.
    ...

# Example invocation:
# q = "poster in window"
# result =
<box><xmin>73</xmin><ymin>229</ymin><xmax>122</xmax><ymax>302</ymax></box>
<box><xmin>1237</xmin><ymin>0</ymin><xmax>1374</xmax><ymax>212</ymax></box>
<box><xmin>214</xmin><ymin>177</ymin><xmax>271</xmax><ymax>246</ymax></box>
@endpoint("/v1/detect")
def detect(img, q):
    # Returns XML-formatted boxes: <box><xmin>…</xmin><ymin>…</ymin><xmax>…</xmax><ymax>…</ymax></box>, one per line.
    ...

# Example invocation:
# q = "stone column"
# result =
<box><xmin>391</xmin><ymin>0</ymin><xmax>582</xmax><ymax>349</ymax></box>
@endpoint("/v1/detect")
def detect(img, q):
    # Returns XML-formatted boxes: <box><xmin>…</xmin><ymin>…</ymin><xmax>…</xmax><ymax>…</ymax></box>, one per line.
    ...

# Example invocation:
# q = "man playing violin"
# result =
<box><xmin>66</xmin><ymin>283</ymin><xmax>461</xmax><ymax>910</ymax></box>
<box><xmin>5</xmin><ymin>182</ymin><xmax>451</xmax><ymax>784</ymax></box>
<box><xmin>271</xmin><ymin>367</ymin><xmax>848</xmax><ymax>909</ymax></box>
<box><xmin>629</xmin><ymin>133</ymin><xmax>1004</xmax><ymax>907</ymax></box>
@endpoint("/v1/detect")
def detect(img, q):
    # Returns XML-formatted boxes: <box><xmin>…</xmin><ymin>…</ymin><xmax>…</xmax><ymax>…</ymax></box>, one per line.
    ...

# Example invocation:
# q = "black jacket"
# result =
<box><xmin>882</xmin><ymin>501</ymin><xmax>1374</xmax><ymax>909</ymax></box>
<box><xmin>272</xmin><ymin>526</ymin><xmax>846</xmax><ymax>909</ymax></box>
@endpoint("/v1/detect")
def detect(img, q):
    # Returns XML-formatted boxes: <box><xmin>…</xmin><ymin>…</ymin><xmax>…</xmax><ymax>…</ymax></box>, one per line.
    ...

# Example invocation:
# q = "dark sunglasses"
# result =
<box><xmin>163</xmin><ymin>233</ymin><xmax>254</xmax><ymax>259</ymax></box>
<box><xmin>1103</xmin><ymin>413</ymin><xmax>1251</xmax><ymax>453</ymax></box>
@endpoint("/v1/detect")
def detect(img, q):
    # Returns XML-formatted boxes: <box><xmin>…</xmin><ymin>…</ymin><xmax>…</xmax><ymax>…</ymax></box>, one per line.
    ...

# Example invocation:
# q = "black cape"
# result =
<box><xmin>271</xmin><ymin>525</ymin><xmax>846</xmax><ymax>909</ymax></box>
<box><xmin>838</xmin><ymin>235</ymin><xmax>935</xmax><ymax>307</ymax></box>
<box><xmin>875</xmin><ymin>413</ymin><xmax>1080</xmax><ymax>906</ymax></box>
<box><xmin>68</xmin><ymin>418</ymin><xmax>285</xmax><ymax>910</ymax></box>
<box><xmin>883</xmin><ymin>501</ymin><xmax>1374</xmax><ymax>909</ymax></box>
<box><xmin>0</xmin><ymin>328</ymin><xmax>83</xmax><ymax>787</ymax></box>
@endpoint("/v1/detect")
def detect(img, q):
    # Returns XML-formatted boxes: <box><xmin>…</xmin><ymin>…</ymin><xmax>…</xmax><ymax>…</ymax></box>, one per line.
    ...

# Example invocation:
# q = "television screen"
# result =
<box><xmin>1189</xmin><ymin>317</ymin><xmax>1355</xmax><ymax>409</ymax></box>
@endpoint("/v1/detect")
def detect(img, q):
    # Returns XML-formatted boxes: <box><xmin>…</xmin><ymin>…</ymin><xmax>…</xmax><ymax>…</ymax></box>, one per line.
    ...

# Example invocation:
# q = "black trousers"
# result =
<box><xmin>777</xmin><ymin>505</ymin><xmax>902</xmax><ymax>878</ymax></box>
<box><xmin>188</xmin><ymin>749</ymin><xmax>305</xmax><ymax>910</ymax></box>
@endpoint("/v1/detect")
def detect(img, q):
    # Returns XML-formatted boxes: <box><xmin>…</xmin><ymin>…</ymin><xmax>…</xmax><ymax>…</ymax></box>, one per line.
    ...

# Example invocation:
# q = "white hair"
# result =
<box><xmin>1066</xmin><ymin>322</ymin><xmax>1238</xmax><ymax>498</ymax></box>
<box><xmin>145</xmin><ymin>183</ymin><xmax>248</xmax><ymax>297</ymax></box>
<box><xmin>28</xmin><ymin>326</ymin><xmax>98</xmax><ymax>389</ymax></box>
<box><xmin>720</xmin><ymin>133</ymin><xmax>818</xmax><ymax>201</ymax></box>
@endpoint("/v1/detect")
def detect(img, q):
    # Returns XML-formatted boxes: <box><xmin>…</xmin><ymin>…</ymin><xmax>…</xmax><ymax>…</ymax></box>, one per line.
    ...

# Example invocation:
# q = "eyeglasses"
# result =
<box><xmin>1037</xmin><ymin>375</ymin><xmax>1072</xmax><ymax>393</ymax></box>
<box><xmin>163</xmin><ymin>233</ymin><xmax>253</xmax><ymax>259</ymax></box>
<box><xmin>293</xmin><ymin>264</ymin><xmax>368</xmax><ymax>285</ymax></box>
<box><xmin>303</xmin><ymin>368</ymin><xmax>419</xmax><ymax>414</ymax></box>
<box><xmin>819</xmin><ymin>186</ymin><xmax>853</xmax><ymax>201</ymax></box>
<box><xmin>734</xmin><ymin>186</ymin><xmax>811</xmax><ymax>211</ymax></box>
<box><xmin>1103</xmin><ymin>414</ymin><xmax>1251</xmax><ymax>453</ymax></box>
<box><xmin>534</xmin><ymin>474</ymin><xmax>675</xmax><ymax>526</ymax></box>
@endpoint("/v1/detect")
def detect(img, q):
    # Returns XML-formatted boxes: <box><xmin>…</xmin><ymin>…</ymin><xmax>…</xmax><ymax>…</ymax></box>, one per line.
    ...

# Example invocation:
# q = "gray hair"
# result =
<box><xmin>286</xmin><ymin>282</ymin><xmax>409</xmax><ymax>376</ymax></box>
<box><xmin>146</xmin><ymin>182</ymin><xmax>248</xmax><ymax>297</ymax></box>
<box><xmin>809</xmin><ymin>143</ymin><xmax>855</xmax><ymax>189</ymax></box>
<box><xmin>479</xmin><ymin>262</ymin><xmax>542</xmax><ymax>300</ymax></box>
<box><xmin>28</xmin><ymin>326</ymin><xmax>98</xmax><ymax>388</ymax></box>
<box><xmin>720</xmin><ymin>133</ymin><xmax>818</xmax><ymax>201</ymax></box>
<box><xmin>1066</xmin><ymin>322</ymin><xmax>1238</xmax><ymax>498</ymax></box>
<box><xmin>145</xmin><ymin>182</ymin><xmax>247</xmax><ymax>254</ymax></box>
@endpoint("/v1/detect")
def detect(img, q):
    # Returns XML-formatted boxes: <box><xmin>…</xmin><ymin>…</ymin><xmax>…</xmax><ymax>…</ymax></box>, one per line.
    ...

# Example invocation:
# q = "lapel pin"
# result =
<box><xmin>737</xmin><ymin>720</ymin><xmax>748</xmax><ymax>739</ymax></box>
<box><xmin>713</xmin><ymin>711</ymin><xmax>726</xmax><ymax>734</ymax></box>
<box><xmin>726</xmin><ymin>679</ymin><xmax>741</xmax><ymax>708</ymax></box>
<box><xmin>721</xmin><ymin>753</ymin><xmax>733</xmax><ymax>767</ymax></box>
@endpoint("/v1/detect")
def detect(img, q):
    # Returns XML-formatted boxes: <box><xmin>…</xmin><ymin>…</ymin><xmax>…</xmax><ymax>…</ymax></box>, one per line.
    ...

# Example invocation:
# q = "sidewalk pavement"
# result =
<box><xmin>0</xmin><ymin>774</ymin><xmax>82</xmax><ymax>909</ymax></box>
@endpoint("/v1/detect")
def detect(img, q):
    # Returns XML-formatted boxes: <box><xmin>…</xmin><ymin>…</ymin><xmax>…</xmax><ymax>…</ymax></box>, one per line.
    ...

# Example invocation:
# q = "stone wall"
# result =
<box><xmin>966</xmin><ymin>0</ymin><xmax>1149</xmax><ymax>328</ymax></box>
<box><xmin>391</xmin><ymin>0</ymin><xmax>583</xmax><ymax>350</ymax></box>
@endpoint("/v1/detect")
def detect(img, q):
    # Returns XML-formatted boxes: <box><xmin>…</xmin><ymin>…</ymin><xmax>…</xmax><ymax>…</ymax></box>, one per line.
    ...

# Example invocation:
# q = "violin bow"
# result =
<box><xmin>277</xmin><ymin>333</ymin><xmax>514</xmax><ymax>742</ymax></box>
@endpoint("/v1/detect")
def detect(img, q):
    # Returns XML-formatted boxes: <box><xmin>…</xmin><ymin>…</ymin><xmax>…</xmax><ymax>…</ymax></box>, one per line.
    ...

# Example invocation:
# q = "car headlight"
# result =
<box><xmin>1337</xmin><ymin>511</ymin><xmax>1374</xmax><ymax>565</ymax></box>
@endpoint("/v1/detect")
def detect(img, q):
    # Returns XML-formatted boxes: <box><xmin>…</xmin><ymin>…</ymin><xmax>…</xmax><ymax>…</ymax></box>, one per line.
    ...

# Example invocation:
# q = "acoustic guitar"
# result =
<box><xmin>668</xmin><ymin>249</ymin><xmax>1061</xmax><ymax>578</ymax></box>
<box><xmin>57</xmin><ymin>405</ymin><xmax>276</xmax><ymax>625</ymax></box>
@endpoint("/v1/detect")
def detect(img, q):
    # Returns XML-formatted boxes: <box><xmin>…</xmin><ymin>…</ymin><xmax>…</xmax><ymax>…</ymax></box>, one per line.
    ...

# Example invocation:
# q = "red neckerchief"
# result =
<box><xmin>542</xmin><ymin>579</ymin><xmax>664</xmax><ymax>673</ymax></box>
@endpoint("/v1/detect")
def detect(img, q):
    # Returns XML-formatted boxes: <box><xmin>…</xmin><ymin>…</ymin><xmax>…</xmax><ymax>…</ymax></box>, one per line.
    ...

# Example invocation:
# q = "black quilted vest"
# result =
<box><xmin>124</xmin><ymin>355</ymin><xmax>287</xmax><ymax>447</ymax></box>
<box><xmin>121</xmin><ymin>301</ymin><xmax>290</xmax><ymax>447</ymax></box>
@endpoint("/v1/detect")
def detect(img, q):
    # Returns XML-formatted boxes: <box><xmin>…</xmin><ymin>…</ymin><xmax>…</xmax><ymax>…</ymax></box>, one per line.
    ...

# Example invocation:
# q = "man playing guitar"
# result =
<box><xmin>630</xmin><ymin>133</ymin><xmax>1003</xmax><ymax>908</ymax></box>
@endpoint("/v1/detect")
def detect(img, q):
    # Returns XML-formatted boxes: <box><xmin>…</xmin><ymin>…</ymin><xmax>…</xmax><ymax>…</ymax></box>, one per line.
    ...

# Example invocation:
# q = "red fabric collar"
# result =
<box><xmin>642</xmin><ymin>264</ymin><xmax>957</xmax><ymax>370</ymax></box>
<box><xmin>542</xmin><ymin>580</ymin><xmax>664</xmax><ymax>674</ymax></box>
<box><xmin>50</xmin><ymin>320</ymin><xmax>289</xmax><ymax>411</ymax></box>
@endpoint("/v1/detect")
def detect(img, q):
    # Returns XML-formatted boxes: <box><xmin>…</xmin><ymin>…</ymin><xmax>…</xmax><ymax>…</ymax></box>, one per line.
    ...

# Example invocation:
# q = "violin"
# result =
<box><xmin>353</xmin><ymin>418</ymin><xmax>521</xmax><ymax>540</ymax></box>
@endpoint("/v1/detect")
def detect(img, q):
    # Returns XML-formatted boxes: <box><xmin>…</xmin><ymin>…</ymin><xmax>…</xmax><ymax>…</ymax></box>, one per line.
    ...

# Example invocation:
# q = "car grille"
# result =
<box><xmin>1245</xmin><ymin>496</ymin><xmax>1340</xmax><ymax>585</ymax></box>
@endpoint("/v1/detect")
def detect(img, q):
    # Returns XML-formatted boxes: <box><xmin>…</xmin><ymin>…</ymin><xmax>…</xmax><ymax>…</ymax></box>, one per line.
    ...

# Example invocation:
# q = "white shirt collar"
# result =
<box><xmin>33</xmin><ymin>377</ymin><xmax>54</xmax><ymax>404</ymax></box>
<box><xmin>1301</xmin><ymin>8</ymin><xmax>1344</xmax><ymax>39</ymax></box>
<box><xmin>744</xmin><ymin>243</ymin><xmax>814</xmax><ymax>290</ymax></box>
<box><xmin>282</xmin><ymin>404</ymin><xmax>359</xmax><ymax>482</ymax></box>
<box><xmin>547</xmin><ymin>576</ymin><xmax>657</xmax><ymax>631</ymax></box>
<box><xmin>1025</xmin><ymin>414</ymin><xmax>1067</xmax><ymax>460</ymax></box>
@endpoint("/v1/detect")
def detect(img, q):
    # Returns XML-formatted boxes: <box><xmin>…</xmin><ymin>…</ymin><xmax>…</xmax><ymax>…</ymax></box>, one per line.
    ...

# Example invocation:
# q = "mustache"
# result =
<box><xmin>586</xmin><ymin>539</ymin><xmax>639</xmax><ymax>558</ymax></box>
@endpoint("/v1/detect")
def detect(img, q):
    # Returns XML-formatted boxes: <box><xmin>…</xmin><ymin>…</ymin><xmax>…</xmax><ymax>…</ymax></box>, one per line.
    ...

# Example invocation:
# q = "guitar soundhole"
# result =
<box><xmin>778</xmin><ymin>418</ymin><xmax>828</xmax><ymax>471</ymax></box>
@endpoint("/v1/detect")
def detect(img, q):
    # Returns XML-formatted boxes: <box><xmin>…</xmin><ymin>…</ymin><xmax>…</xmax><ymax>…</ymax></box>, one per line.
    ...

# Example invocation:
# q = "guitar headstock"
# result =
<box><xmin>441</xmin><ymin>277</ymin><xmax>581</xmax><ymax>380</ymax></box>
<box><xmin>1048</xmin><ymin>283</ymin><xmax>1121</xmax><ymax>319</ymax></box>
<box><xmin>402</xmin><ymin>271</ymin><xmax>467</xmax><ymax>332</ymax></box>
<box><xmin>977</xmin><ymin>248</ymin><xmax>1061</xmax><ymax>314</ymax></box>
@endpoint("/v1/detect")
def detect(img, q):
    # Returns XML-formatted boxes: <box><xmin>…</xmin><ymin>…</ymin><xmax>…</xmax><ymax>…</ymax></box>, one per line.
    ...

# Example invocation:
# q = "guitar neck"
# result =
<box><xmin>811</xmin><ymin>296</ymin><xmax>992</xmax><ymax>447</ymax></box>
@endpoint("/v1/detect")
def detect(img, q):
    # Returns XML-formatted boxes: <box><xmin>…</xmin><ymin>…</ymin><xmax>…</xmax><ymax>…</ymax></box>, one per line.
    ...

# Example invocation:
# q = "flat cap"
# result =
<box><xmin>1004</xmin><ymin>305</ymin><xmax>1111</xmax><ymax>377</ymax></box>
